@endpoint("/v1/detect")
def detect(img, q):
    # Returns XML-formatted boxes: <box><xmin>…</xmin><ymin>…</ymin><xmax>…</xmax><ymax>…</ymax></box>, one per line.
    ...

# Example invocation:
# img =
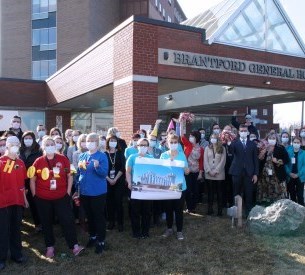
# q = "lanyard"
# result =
<box><xmin>45</xmin><ymin>155</ymin><xmax>56</xmax><ymax>170</ymax></box>
<box><xmin>109</xmin><ymin>151</ymin><xmax>116</xmax><ymax>168</ymax></box>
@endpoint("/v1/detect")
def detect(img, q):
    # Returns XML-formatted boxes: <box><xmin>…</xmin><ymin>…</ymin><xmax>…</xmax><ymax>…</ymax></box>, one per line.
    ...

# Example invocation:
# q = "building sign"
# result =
<box><xmin>158</xmin><ymin>48</ymin><xmax>305</xmax><ymax>81</ymax></box>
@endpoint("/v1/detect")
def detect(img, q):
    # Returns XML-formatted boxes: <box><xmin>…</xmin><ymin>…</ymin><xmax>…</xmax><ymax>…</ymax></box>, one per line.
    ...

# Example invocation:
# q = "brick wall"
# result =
<box><xmin>57</xmin><ymin>0</ymin><xmax>120</xmax><ymax>70</ymax></box>
<box><xmin>0</xmin><ymin>79</ymin><xmax>46</xmax><ymax>107</ymax></box>
<box><xmin>113</xmin><ymin>22</ymin><xmax>158</xmax><ymax>140</ymax></box>
<box><xmin>45</xmin><ymin>110</ymin><xmax>71</xmax><ymax>135</ymax></box>
<box><xmin>0</xmin><ymin>0</ymin><xmax>31</xmax><ymax>79</ymax></box>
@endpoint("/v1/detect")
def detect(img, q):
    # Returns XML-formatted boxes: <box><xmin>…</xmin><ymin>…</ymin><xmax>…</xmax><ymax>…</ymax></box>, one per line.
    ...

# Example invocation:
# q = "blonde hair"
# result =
<box><xmin>209</xmin><ymin>134</ymin><xmax>224</xmax><ymax>154</ymax></box>
<box><xmin>76</xmin><ymin>134</ymin><xmax>87</xmax><ymax>150</ymax></box>
<box><xmin>41</xmin><ymin>136</ymin><xmax>55</xmax><ymax>150</ymax></box>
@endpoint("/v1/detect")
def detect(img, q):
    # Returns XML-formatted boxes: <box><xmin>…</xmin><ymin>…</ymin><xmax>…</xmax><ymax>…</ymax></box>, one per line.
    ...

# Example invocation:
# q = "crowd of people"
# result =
<box><xmin>1</xmin><ymin>113</ymin><xmax>305</xmax><ymax>270</ymax></box>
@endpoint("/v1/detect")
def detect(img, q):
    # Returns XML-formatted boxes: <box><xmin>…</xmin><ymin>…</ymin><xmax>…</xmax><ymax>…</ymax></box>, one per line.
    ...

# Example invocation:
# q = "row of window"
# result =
<box><xmin>155</xmin><ymin>0</ymin><xmax>172</xmax><ymax>22</ymax></box>
<box><xmin>32</xmin><ymin>60</ymin><xmax>57</xmax><ymax>80</ymax></box>
<box><xmin>32</xmin><ymin>0</ymin><xmax>56</xmax><ymax>14</ymax></box>
<box><xmin>32</xmin><ymin>27</ymin><xmax>56</xmax><ymax>47</ymax></box>
<box><xmin>32</xmin><ymin>0</ymin><xmax>57</xmax><ymax>80</ymax></box>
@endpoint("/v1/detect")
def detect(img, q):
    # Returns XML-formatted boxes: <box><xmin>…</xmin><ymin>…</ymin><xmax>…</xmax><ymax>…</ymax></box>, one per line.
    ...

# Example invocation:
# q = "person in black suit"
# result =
<box><xmin>229</xmin><ymin>124</ymin><xmax>259</xmax><ymax>216</ymax></box>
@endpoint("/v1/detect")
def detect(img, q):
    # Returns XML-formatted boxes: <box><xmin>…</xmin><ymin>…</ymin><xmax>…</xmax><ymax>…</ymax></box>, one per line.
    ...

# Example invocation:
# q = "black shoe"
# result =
<box><xmin>0</xmin><ymin>262</ymin><xmax>5</xmax><ymax>270</ymax></box>
<box><xmin>95</xmin><ymin>242</ymin><xmax>105</xmax><ymax>254</ymax></box>
<box><xmin>118</xmin><ymin>224</ymin><xmax>124</xmax><ymax>232</ymax></box>
<box><xmin>107</xmin><ymin>222</ymin><xmax>114</xmax><ymax>230</ymax></box>
<box><xmin>86</xmin><ymin>237</ymin><xmax>97</xmax><ymax>248</ymax></box>
<box><xmin>11</xmin><ymin>256</ymin><xmax>27</xmax><ymax>264</ymax></box>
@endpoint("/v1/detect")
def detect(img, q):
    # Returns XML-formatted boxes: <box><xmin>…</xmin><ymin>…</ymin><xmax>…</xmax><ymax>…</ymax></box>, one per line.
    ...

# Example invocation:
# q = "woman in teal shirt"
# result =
<box><xmin>160</xmin><ymin>133</ymin><xmax>189</xmax><ymax>241</ymax></box>
<box><xmin>285</xmin><ymin>137</ymin><xmax>305</xmax><ymax>205</ymax></box>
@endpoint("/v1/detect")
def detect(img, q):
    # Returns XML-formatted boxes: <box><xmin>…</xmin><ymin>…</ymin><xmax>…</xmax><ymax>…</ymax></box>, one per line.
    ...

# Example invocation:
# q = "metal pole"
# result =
<box><xmin>301</xmin><ymin>101</ymin><xmax>304</xmax><ymax>128</ymax></box>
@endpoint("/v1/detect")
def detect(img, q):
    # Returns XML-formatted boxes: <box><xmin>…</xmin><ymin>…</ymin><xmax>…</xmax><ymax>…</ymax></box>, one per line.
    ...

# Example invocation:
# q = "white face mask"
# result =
<box><xmin>86</xmin><ymin>142</ymin><xmax>97</xmax><ymax>151</ymax></box>
<box><xmin>239</xmin><ymin>132</ymin><xmax>248</xmax><ymax>139</ymax></box>
<box><xmin>300</xmin><ymin>131</ymin><xmax>305</xmax><ymax>138</ymax></box>
<box><xmin>12</xmin><ymin>122</ymin><xmax>20</xmax><ymax>129</ymax></box>
<box><xmin>140</xmin><ymin>133</ymin><xmax>145</xmax><ymax>138</ymax></box>
<box><xmin>268</xmin><ymin>139</ymin><xmax>276</xmax><ymax>146</ymax></box>
<box><xmin>149</xmin><ymin>140</ymin><xmax>157</xmax><ymax>147</ymax></box>
<box><xmin>169</xmin><ymin>143</ymin><xmax>178</xmax><ymax>151</ymax></box>
<box><xmin>281</xmin><ymin>137</ymin><xmax>289</xmax><ymax>143</ymax></box>
<box><xmin>9</xmin><ymin>146</ymin><xmax>19</xmax><ymax>154</ymax></box>
<box><xmin>138</xmin><ymin>146</ymin><xmax>148</xmax><ymax>154</ymax></box>
<box><xmin>45</xmin><ymin>146</ymin><xmax>56</xmax><ymax>155</ymax></box>
<box><xmin>24</xmin><ymin>139</ymin><xmax>33</xmax><ymax>147</ymax></box>
<box><xmin>81</xmin><ymin>142</ymin><xmax>87</xmax><ymax>149</ymax></box>
<box><xmin>115</xmin><ymin>132</ymin><xmax>121</xmax><ymax>138</ymax></box>
<box><xmin>109</xmin><ymin>141</ymin><xmax>117</xmax><ymax>148</ymax></box>
<box><xmin>293</xmin><ymin>143</ymin><xmax>301</xmax><ymax>150</ymax></box>
<box><xmin>189</xmin><ymin>137</ymin><xmax>195</xmax><ymax>144</ymax></box>
<box><xmin>201</xmin><ymin>133</ymin><xmax>205</xmax><ymax>139</ymax></box>
<box><xmin>0</xmin><ymin>146</ymin><xmax>6</xmax><ymax>153</ymax></box>
<box><xmin>210</xmin><ymin>138</ymin><xmax>217</xmax><ymax>144</ymax></box>
<box><xmin>99</xmin><ymin>140</ymin><xmax>106</xmax><ymax>147</ymax></box>
<box><xmin>38</xmin><ymin>130</ymin><xmax>46</xmax><ymax>138</ymax></box>
<box><xmin>250</xmin><ymin>137</ymin><xmax>256</xmax><ymax>141</ymax></box>
<box><xmin>72</xmin><ymin>136</ymin><xmax>79</xmax><ymax>143</ymax></box>
<box><xmin>213</xmin><ymin>129</ymin><xmax>220</xmax><ymax>135</ymax></box>
<box><xmin>55</xmin><ymin>143</ymin><xmax>63</xmax><ymax>150</ymax></box>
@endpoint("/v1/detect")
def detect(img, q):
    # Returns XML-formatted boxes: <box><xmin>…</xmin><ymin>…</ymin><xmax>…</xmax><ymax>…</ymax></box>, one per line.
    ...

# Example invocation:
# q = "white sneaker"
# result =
<box><xmin>176</xmin><ymin>232</ymin><xmax>184</xmax><ymax>240</ymax></box>
<box><xmin>162</xmin><ymin>228</ymin><xmax>173</xmax><ymax>237</ymax></box>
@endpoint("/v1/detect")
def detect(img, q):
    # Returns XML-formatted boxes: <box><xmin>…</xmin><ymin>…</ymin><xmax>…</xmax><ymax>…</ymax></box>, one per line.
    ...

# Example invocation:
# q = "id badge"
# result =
<box><xmin>267</xmin><ymin>168</ymin><xmax>273</xmax><ymax>176</ymax></box>
<box><xmin>110</xmin><ymin>169</ymin><xmax>115</xmax><ymax>179</ymax></box>
<box><xmin>50</xmin><ymin>179</ymin><xmax>57</xmax><ymax>190</ymax></box>
<box><xmin>291</xmin><ymin>157</ymin><xmax>296</xmax><ymax>164</ymax></box>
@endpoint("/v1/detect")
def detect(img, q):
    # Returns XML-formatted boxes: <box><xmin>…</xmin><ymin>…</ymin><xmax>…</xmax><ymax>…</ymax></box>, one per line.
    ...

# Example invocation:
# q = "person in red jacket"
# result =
<box><xmin>0</xmin><ymin>136</ymin><xmax>28</xmax><ymax>271</ymax></box>
<box><xmin>181</xmin><ymin>131</ymin><xmax>204</xmax><ymax>213</ymax></box>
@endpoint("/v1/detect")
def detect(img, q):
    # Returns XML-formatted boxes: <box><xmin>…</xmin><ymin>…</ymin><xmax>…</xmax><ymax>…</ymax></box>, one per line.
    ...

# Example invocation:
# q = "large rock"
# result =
<box><xmin>247</xmin><ymin>199</ymin><xmax>305</xmax><ymax>235</ymax></box>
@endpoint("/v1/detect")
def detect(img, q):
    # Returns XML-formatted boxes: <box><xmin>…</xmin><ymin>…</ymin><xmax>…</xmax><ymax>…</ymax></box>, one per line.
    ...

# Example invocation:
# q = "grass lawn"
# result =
<box><xmin>4</xmin><ymin>202</ymin><xmax>305</xmax><ymax>274</ymax></box>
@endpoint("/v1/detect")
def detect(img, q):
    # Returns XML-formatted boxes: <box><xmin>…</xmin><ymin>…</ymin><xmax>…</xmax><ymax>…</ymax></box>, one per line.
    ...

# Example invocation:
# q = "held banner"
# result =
<box><xmin>131</xmin><ymin>157</ymin><xmax>185</xmax><ymax>200</ymax></box>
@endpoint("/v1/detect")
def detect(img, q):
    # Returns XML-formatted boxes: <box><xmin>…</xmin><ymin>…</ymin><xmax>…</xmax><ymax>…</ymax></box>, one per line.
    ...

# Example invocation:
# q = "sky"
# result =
<box><xmin>177</xmin><ymin>0</ymin><xmax>305</xmax><ymax>128</ymax></box>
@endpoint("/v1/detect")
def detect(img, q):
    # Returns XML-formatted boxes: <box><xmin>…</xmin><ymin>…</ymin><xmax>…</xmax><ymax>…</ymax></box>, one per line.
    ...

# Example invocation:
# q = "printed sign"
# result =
<box><xmin>131</xmin><ymin>157</ymin><xmax>185</xmax><ymax>200</ymax></box>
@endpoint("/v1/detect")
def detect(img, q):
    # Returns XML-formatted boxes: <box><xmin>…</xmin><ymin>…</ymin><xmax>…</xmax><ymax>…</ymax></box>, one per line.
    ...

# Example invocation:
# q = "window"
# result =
<box><xmin>32</xmin><ymin>29</ymin><xmax>40</xmax><ymax>46</ymax></box>
<box><xmin>40</xmin><ymin>0</ymin><xmax>49</xmax><ymax>13</ymax></box>
<box><xmin>250</xmin><ymin>109</ymin><xmax>257</xmax><ymax>116</ymax></box>
<box><xmin>32</xmin><ymin>27</ymin><xmax>57</xmax><ymax>46</ymax></box>
<box><xmin>32</xmin><ymin>0</ymin><xmax>40</xmax><ymax>14</ymax></box>
<box><xmin>163</xmin><ymin>8</ymin><xmax>165</xmax><ymax>18</ymax></box>
<box><xmin>49</xmin><ymin>0</ymin><xmax>57</xmax><ymax>12</ymax></box>
<box><xmin>32</xmin><ymin>59</ymin><xmax>56</xmax><ymax>80</ymax></box>
<box><xmin>263</xmin><ymin>109</ymin><xmax>268</xmax><ymax>116</ymax></box>
<box><xmin>48</xmin><ymin>27</ymin><xmax>56</xmax><ymax>44</ymax></box>
<box><xmin>159</xmin><ymin>3</ymin><xmax>162</xmax><ymax>13</ymax></box>
<box><xmin>32</xmin><ymin>0</ymin><xmax>57</xmax><ymax>15</ymax></box>
<box><xmin>155</xmin><ymin>0</ymin><xmax>158</xmax><ymax>7</ymax></box>
<box><xmin>168</xmin><ymin>0</ymin><xmax>172</xmax><ymax>5</ymax></box>
<box><xmin>168</xmin><ymin>16</ymin><xmax>172</xmax><ymax>22</ymax></box>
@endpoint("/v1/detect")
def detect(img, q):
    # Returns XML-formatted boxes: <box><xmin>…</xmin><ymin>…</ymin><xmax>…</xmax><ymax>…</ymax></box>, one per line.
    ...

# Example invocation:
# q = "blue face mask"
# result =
<box><xmin>149</xmin><ymin>140</ymin><xmax>156</xmax><ymax>147</ymax></box>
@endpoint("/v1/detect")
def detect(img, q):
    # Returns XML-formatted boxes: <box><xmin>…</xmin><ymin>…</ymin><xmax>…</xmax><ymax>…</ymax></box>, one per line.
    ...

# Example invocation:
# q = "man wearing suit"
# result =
<box><xmin>229</xmin><ymin>124</ymin><xmax>259</xmax><ymax>216</ymax></box>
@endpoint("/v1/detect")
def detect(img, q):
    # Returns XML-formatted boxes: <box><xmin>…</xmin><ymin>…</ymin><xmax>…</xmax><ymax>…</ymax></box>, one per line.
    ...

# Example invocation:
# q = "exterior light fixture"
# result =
<box><xmin>264</xmin><ymin>81</ymin><xmax>271</xmax><ymax>85</ymax></box>
<box><xmin>165</xmin><ymin>95</ymin><xmax>173</xmax><ymax>101</ymax></box>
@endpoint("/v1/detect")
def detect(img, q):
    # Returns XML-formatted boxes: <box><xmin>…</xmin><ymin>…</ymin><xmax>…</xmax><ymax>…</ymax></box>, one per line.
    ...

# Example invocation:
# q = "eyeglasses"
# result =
<box><xmin>139</xmin><ymin>145</ymin><xmax>148</xmax><ymax>147</ymax></box>
<box><xmin>169</xmin><ymin>141</ymin><xmax>178</xmax><ymax>144</ymax></box>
